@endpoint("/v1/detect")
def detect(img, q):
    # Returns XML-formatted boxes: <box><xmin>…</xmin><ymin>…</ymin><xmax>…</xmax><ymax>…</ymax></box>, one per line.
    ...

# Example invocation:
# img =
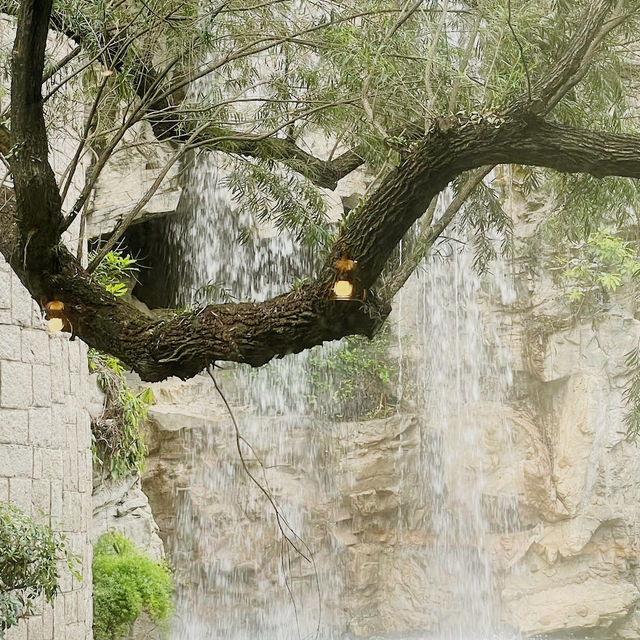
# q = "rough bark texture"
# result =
<box><xmin>41</xmin><ymin>249</ymin><xmax>389</xmax><ymax>381</ymax></box>
<box><xmin>3</xmin><ymin>0</ymin><xmax>639</xmax><ymax>382</ymax></box>
<box><xmin>9</xmin><ymin>0</ymin><xmax>62</xmax><ymax>277</ymax></box>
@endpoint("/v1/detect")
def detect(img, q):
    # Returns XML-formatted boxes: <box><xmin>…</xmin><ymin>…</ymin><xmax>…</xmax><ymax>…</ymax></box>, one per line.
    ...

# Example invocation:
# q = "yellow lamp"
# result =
<box><xmin>47</xmin><ymin>317</ymin><xmax>64</xmax><ymax>333</ymax></box>
<box><xmin>333</xmin><ymin>279</ymin><xmax>354</xmax><ymax>300</ymax></box>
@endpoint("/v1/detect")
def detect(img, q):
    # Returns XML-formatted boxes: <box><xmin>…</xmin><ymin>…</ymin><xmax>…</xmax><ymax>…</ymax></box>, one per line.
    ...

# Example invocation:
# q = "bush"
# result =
<box><xmin>93</xmin><ymin>532</ymin><xmax>173</xmax><ymax>640</ymax></box>
<box><xmin>0</xmin><ymin>502</ymin><xmax>77</xmax><ymax>637</ymax></box>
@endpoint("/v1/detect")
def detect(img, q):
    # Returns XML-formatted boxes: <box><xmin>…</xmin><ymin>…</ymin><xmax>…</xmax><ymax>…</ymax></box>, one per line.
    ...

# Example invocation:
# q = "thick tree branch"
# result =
<box><xmin>43</xmin><ymin>248</ymin><xmax>390</xmax><ymax>382</ymax></box>
<box><xmin>5</xmin><ymin>0</ymin><xmax>640</xmax><ymax>385</ymax></box>
<box><xmin>28</xmin><ymin>116</ymin><xmax>640</xmax><ymax>382</ymax></box>
<box><xmin>147</xmin><ymin>119</ymin><xmax>364</xmax><ymax>190</ymax></box>
<box><xmin>9</xmin><ymin>0</ymin><xmax>63</xmax><ymax>278</ymax></box>
<box><xmin>327</xmin><ymin>116</ymin><xmax>640</xmax><ymax>290</ymax></box>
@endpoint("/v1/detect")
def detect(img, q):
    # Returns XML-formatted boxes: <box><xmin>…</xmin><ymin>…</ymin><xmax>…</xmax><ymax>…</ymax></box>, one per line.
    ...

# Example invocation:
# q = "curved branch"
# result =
<box><xmin>327</xmin><ymin>116</ymin><xmax>640</xmax><ymax>289</ymax></box>
<box><xmin>46</xmin><ymin>249</ymin><xmax>389</xmax><ymax>382</ymax></box>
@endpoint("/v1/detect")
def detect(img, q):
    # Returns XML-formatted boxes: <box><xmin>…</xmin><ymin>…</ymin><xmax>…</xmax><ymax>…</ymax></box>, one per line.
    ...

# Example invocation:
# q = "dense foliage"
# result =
<box><xmin>557</xmin><ymin>229</ymin><xmax>640</xmax><ymax>308</ymax></box>
<box><xmin>308</xmin><ymin>326</ymin><xmax>399</xmax><ymax>419</ymax></box>
<box><xmin>17</xmin><ymin>0</ymin><xmax>640</xmax><ymax>253</ymax></box>
<box><xmin>92</xmin><ymin>532</ymin><xmax>173</xmax><ymax>640</ymax></box>
<box><xmin>0</xmin><ymin>502</ymin><xmax>77</xmax><ymax>637</ymax></box>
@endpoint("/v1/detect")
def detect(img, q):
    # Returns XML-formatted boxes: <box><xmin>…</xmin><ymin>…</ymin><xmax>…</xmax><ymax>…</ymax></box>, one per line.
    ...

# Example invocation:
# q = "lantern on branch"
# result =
<box><xmin>44</xmin><ymin>300</ymin><xmax>68</xmax><ymax>333</ymax></box>
<box><xmin>332</xmin><ymin>257</ymin><xmax>358</xmax><ymax>301</ymax></box>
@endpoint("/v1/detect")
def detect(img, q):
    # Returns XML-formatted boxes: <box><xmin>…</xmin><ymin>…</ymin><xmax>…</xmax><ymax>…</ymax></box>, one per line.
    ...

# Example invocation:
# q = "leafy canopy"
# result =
<box><xmin>31</xmin><ymin>0</ymin><xmax>640</xmax><ymax>253</ymax></box>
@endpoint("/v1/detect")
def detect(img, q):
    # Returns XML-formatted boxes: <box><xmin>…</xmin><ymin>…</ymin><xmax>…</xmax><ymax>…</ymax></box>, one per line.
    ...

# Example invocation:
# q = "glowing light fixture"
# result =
<box><xmin>332</xmin><ymin>256</ymin><xmax>357</xmax><ymax>301</ymax></box>
<box><xmin>44</xmin><ymin>300</ymin><xmax>66</xmax><ymax>333</ymax></box>
<box><xmin>46</xmin><ymin>300</ymin><xmax>64</xmax><ymax>313</ymax></box>
<box><xmin>332</xmin><ymin>279</ymin><xmax>354</xmax><ymax>300</ymax></box>
<box><xmin>47</xmin><ymin>317</ymin><xmax>64</xmax><ymax>333</ymax></box>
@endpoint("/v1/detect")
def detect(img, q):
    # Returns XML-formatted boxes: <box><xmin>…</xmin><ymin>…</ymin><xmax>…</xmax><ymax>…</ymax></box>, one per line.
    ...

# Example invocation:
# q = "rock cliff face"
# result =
<box><xmin>137</xmin><ymin>182</ymin><xmax>640</xmax><ymax>639</ymax></box>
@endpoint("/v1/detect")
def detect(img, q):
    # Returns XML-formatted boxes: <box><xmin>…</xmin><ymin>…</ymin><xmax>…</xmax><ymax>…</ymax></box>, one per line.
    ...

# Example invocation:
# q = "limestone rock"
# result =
<box><xmin>92</xmin><ymin>472</ymin><xmax>164</xmax><ymax>559</ymax></box>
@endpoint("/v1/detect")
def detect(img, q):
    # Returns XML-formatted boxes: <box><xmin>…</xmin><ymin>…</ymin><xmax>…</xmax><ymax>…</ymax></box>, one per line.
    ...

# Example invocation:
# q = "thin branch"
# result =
<box><xmin>59</xmin><ymin>75</ymin><xmax>108</xmax><ymax>206</ymax></box>
<box><xmin>206</xmin><ymin>366</ymin><xmax>312</xmax><ymax>563</ymax></box>
<box><xmin>86</xmin><ymin>133</ymin><xmax>196</xmax><ymax>271</ymax></box>
<box><xmin>361</xmin><ymin>0</ymin><xmax>424</xmax><ymax>140</ymax></box>
<box><xmin>42</xmin><ymin>44</ymin><xmax>81</xmax><ymax>83</ymax></box>
<box><xmin>380</xmin><ymin>165</ymin><xmax>494</xmax><ymax>299</ymax></box>
<box><xmin>424</xmin><ymin>0</ymin><xmax>450</xmax><ymax>119</ymax></box>
<box><xmin>506</xmin><ymin>0</ymin><xmax>532</xmax><ymax>102</ymax></box>
<box><xmin>508</xmin><ymin>0</ymin><xmax>617</xmax><ymax>115</ymax></box>
<box><xmin>448</xmin><ymin>9</ymin><xmax>481</xmax><ymax>112</ymax></box>
<box><xmin>544</xmin><ymin>0</ymin><xmax>633</xmax><ymax>113</ymax></box>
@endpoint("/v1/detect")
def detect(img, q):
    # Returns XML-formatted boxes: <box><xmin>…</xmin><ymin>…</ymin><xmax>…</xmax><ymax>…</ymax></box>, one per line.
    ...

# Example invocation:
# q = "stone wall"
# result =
<box><xmin>0</xmin><ymin>257</ymin><xmax>93</xmax><ymax>640</ymax></box>
<box><xmin>0</xmin><ymin>16</ymin><xmax>94</xmax><ymax>639</ymax></box>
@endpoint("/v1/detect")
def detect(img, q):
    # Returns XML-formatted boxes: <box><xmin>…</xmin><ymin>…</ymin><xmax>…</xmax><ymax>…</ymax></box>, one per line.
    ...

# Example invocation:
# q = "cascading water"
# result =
<box><xmin>153</xmin><ymin>151</ymin><xmax>520</xmax><ymax>639</ymax></box>
<box><xmin>409</xmin><ymin>215</ymin><xmax>517</xmax><ymax>638</ymax></box>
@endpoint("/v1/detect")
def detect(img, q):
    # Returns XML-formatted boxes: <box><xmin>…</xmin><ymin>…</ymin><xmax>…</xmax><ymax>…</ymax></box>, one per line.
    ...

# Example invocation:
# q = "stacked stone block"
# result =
<box><xmin>0</xmin><ymin>256</ymin><xmax>93</xmax><ymax>640</ymax></box>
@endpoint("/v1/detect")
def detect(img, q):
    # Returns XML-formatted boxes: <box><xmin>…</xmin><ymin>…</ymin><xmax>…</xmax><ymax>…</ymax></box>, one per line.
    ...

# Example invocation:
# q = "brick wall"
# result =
<box><xmin>0</xmin><ymin>255</ymin><xmax>93</xmax><ymax>640</ymax></box>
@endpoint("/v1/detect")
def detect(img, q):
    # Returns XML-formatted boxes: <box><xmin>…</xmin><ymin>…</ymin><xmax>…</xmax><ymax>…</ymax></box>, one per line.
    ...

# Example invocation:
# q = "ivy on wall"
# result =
<box><xmin>89</xmin><ymin>350</ymin><xmax>153</xmax><ymax>480</ymax></box>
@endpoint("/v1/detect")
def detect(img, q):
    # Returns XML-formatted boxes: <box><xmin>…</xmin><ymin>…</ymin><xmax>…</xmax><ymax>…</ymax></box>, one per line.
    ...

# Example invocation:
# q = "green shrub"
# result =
<box><xmin>307</xmin><ymin>325</ymin><xmax>399</xmax><ymax>419</ymax></box>
<box><xmin>557</xmin><ymin>228</ymin><xmax>640</xmax><ymax>308</ymax></box>
<box><xmin>93</xmin><ymin>532</ymin><xmax>173</xmax><ymax>640</ymax></box>
<box><xmin>89</xmin><ymin>350</ymin><xmax>153</xmax><ymax>480</ymax></box>
<box><xmin>0</xmin><ymin>502</ymin><xmax>78</xmax><ymax>637</ymax></box>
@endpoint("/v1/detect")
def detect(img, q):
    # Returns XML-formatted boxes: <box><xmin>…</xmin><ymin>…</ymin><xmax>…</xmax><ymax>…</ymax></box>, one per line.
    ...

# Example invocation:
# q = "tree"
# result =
<box><xmin>2</xmin><ymin>0</ymin><xmax>640</xmax><ymax>382</ymax></box>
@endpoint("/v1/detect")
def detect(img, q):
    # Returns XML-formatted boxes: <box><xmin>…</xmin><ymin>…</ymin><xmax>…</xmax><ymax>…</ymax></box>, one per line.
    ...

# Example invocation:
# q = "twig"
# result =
<box><xmin>207</xmin><ymin>366</ymin><xmax>309</xmax><ymax>560</ymax></box>
<box><xmin>507</xmin><ymin>0</ymin><xmax>532</xmax><ymax>102</ymax></box>
<box><xmin>42</xmin><ymin>45</ymin><xmax>81</xmax><ymax>83</ymax></box>
<box><xmin>207</xmin><ymin>366</ymin><xmax>322</xmax><ymax>640</ymax></box>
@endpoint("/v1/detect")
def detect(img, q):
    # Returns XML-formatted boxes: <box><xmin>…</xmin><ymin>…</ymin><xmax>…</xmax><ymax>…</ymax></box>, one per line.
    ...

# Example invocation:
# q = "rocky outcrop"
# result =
<box><xmin>92</xmin><ymin>473</ymin><xmax>164</xmax><ymax>560</ymax></box>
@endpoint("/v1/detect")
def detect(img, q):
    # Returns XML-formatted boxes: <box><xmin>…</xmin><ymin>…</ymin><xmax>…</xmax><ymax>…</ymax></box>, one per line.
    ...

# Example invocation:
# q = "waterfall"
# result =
<box><xmin>411</xmin><ymin>222</ymin><xmax>517</xmax><ymax>639</ymax></box>
<box><xmin>155</xmin><ymin>152</ymin><xmax>519</xmax><ymax>639</ymax></box>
